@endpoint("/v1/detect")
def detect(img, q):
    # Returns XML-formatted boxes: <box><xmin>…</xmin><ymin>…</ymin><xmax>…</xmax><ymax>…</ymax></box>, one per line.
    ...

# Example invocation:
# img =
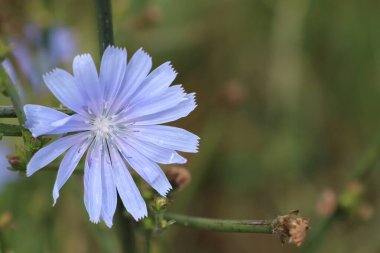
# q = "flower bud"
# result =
<box><xmin>166</xmin><ymin>166</ymin><xmax>191</xmax><ymax>190</ymax></box>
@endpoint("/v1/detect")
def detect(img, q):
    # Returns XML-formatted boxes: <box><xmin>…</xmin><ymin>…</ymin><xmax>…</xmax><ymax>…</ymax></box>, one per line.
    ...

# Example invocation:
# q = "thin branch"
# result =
<box><xmin>0</xmin><ymin>106</ymin><xmax>73</xmax><ymax>118</ymax></box>
<box><xmin>94</xmin><ymin>0</ymin><xmax>114</xmax><ymax>55</ymax></box>
<box><xmin>164</xmin><ymin>212</ymin><xmax>310</xmax><ymax>246</ymax></box>
<box><xmin>164</xmin><ymin>213</ymin><xmax>273</xmax><ymax>234</ymax></box>
<box><xmin>0</xmin><ymin>68</ymin><xmax>25</xmax><ymax>125</ymax></box>
<box><xmin>0</xmin><ymin>123</ymin><xmax>22</xmax><ymax>136</ymax></box>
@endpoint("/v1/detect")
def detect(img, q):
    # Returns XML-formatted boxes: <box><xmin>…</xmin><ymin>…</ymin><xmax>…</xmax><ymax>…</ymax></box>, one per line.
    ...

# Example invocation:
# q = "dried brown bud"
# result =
<box><xmin>288</xmin><ymin>217</ymin><xmax>310</xmax><ymax>247</ymax></box>
<box><xmin>166</xmin><ymin>166</ymin><xmax>191</xmax><ymax>190</ymax></box>
<box><xmin>6</xmin><ymin>154</ymin><xmax>20</xmax><ymax>170</ymax></box>
<box><xmin>316</xmin><ymin>188</ymin><xmax>337</xmax><ymax>216</ymax></box>
<box><xmin>273</xmin><ymin>211</ymin><xmax>310</xmax><ymax>247</ymax></box>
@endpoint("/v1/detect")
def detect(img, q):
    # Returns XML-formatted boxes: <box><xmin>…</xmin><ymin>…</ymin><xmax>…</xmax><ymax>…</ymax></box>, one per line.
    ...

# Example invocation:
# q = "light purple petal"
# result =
<box><xmin>123</xmin><ymin>136</ymin><xmax>187</xmax><ymax>164</ymax></box>
<box><xmin>108</xmin><ymin>144</ymin><xmax>147</xmax><ymax>220</ymax></box>
<box><xmin>114</xmin><ymin>138</ymin><xmax>172</xmax><ymax>196</ymax></box>
<box><xmin>53</xmin><ymin>136</ymin><xmax>92</xmax><ymax>204</ymax></box>
<box><xmin>128</xmin><ymin>93</ymin><xmax>196</xmax><ymax>125</ymax></box>
<box><xmin>110</xmin><ymin>48</ymin><xmax>152</xmax><ymax>114</ymax></box>
<box><xmin>128</xmin><ymin>62</ymin><xmax>177</xmax><ymax>105</ymax></box>
<box><xmin>128</xmin><ymin>125</ymin><xmax>199</xmax><ymax>153</ymax></box>
<box><xmin>122</xmin><ymin>85</ymin><xmax>187</xmax><ymax>121</ymax></box>
<box><xmin>24</xmin><ymin>104</ymin><xmax>67</xmax><ymax>137</ymax></box>
<box><xmin>100</xmin><ymin>46</ymin><xmax>127</xmax><ymax>106</ymax></box>
<box><xmin>73</xmin><ymin>54</ymin><xmax>102</xmax><ymax>115</ymax></box>
<box><xmin>43</xmin><ymin>69</ymin><xmax>87</xmax><ymax>114</ymax></box>
<box><xmin>24</xmin><ymin>105</ymin><xmax>90</xmax><ymax>137</ymax></box>
<box><xmin>84</xmin><ymin>139</ymin><xmax>103</xmax><ymax>223</ymax></box>
<box><xmin>27</xmin><ymin>132</ymin><xmax>90</xmax><ymax>176</ymax></box>
<box><xmin>48</xmin><ymin>114</ymin><xmax>91</xmax><ymax>135</ymax></box>
<box><xmin>100</xmin><ymin>148</ymin><xmax>117</xmax><ymax>227</ymax></box>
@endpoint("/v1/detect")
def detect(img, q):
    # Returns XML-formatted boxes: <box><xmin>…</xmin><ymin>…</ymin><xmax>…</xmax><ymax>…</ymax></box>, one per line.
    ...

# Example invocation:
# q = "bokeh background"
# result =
<box><xmin>1</xmin><ymin>0</ymin><xmax>380</xmax><ymax>252</ymax></box>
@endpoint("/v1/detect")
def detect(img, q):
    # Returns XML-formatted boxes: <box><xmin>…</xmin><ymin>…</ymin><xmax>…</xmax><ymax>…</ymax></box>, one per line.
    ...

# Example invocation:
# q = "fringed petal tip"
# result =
<box><xmin>42</xmin><ymin>68</ymin><xmax>59</xmax><ymax>79</ymax></box>
<box><xmin>89</xmin><ymin>218</ymin><xmax>100</xmax><ymax>224</ymax></box>
<box><xmin>134</xmin><ymin>210</ymin><xmax>148</xmax><ymax>222</ymax></box>
<box><xmin>105</xmin><ymin>45</ymin><xmax>127</xmax><ymax>54</ymax></box>
<box><xmin>102</xmin><ymin>215</ymin><xmax>114</xmax><ymax>228</ymax></box>
<box><xmin>161</xmin><ymin>61</ymin><xmax>177</xmax><ymax>75</ymax></box>
<box><xmin>133</xmin><ymin>213</ymin><xmax>148</xmax><ymax>222</ymax></box>
<box><xmin>159</xmin><ymin>185</ymin><xmax>173</xmax><ymax>197</ymax></box>
<box><xmin>136</xmin><ymin>47</ymin><xmax>152</xmax><ymax>61</ymax></box>
<box><xmin>25</xmin><ymin>167</ymin><xmax>33</xmax><ymax>177</ymax></box>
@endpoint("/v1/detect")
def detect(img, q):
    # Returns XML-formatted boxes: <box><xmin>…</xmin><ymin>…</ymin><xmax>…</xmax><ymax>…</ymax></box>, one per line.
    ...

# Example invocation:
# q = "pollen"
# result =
<box><xmin>92</xmin><ymin>116</ymin><xmax>113</xmax><ymax>136</ymax></box>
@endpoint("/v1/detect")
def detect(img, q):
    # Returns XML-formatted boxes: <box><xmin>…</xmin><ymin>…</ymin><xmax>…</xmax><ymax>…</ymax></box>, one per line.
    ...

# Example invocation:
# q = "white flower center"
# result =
<box><xmin>92</xmin><ymin>116</ymin><xmax>113</xmax><ymax>136</ymax></box>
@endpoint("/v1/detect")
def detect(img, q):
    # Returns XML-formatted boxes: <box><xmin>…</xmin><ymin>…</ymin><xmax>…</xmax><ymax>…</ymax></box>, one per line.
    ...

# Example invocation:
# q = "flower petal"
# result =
<box><xmin>26</xmin><ymin>132</ymin><xmax>90</xmax><ymax>176</ymax></box>
<box><xmin>110</xmin><ymin>48</ymin><xmax>152</xmax><ymax>114</ymax></box>
<box><xmin>52</xmin><ymin>136</ymin><xmax>92</xmax><ymax>204</ymax></box>
<box><xmin>48</xmin><ymin>114</ymin><xmax>91</xmax><ymax>135</ymax></box>
<box><xmin>122</xmin><ymin>85</ymin><xmax>187</xmax><ymax>121</ymax></box>
<box><xmin>24</xmin><ymin>104</ymin><xmax>90</xmax><ymax>137</ymax></box>
<box><xmin>24</xmin><ymin>104</ymin><xmax>67</xmax><ymax>137</ymax></box>
<box><xmin>128</xmin><ymin>125</ymin><xmax>199</xmax><ymax>153</ymax></box>
<box><xmin>123</xmin><ymin>136</ymin><xmax>187</xmax><ymax>164</ymax></box>
<box><xmin>109</xmin><ymin>144</ymin><xmax>147</xmax><ymax>220</ymax></box>
<box><xmin>128</xmin><ymin>93</ymin><xmax>197</xmax><ymax>125</ymax></box>
<box><xmin>100</xmin><ymin>46</ymin><xmax>127</xmax><ymax>105</ymax></box>
<box><xmin>114</xmin><ymin>138</ymin><xmax>172</xmax><ymax>196</ymax></box>
<box><xmin>128</xmin><ymin>62</ymin><xmax>177</xmax><ymax>105</ymax></box>
<box><xmin>100</xmin><ymin>148</ymin><xmax>117</xmax><ymax>227</ymax></box>
<box><xmin>73</xmin><ymin>54</ymin><xmax>102</xmax><ymax>114</ymax></box>
<box><xmin>84</xmin><ymin>139</ymin><xmax>103</xmax><ymax>223</ymax></box>
<box><xmin>43</xmin><ymin>69</ymin><xmax>86</xmax><ymax>114</ymax></box>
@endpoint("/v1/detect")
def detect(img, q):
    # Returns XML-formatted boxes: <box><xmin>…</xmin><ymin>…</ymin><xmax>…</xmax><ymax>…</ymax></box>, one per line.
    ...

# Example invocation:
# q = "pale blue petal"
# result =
<box><xmin>108</xmin><ymin>144</ymin><xmax>147</xmax><ymax>220</ymax></box>
<box><xmin>48</xmin><ymin>114</ymin><xmax>91</xmax><ymax>135</ymax></box>
<box><xmin>128</xmin><ymin>93</ymin><xmax>196</xmax><ymax>125</ymax></box>
<box><xmin>27</xmin><ymin>132</ymin><xmax>90</xmax><ymax>176</ymax></box>
<box><xmin>84</xmin><ymin>140</ymin><xmax>103</xmax><ymax>223</ymax></box>
<box><xmin>100</xmin><ymin>148</ymin><xmax>117</xmax><ymax>227</ymax></box>
<box><xmin>128</xmin><ymin>125</ymin><xmax>199</xmax><ymax>153</ymax></box>
<box><xmin>43</xmin><ymin>69</ymin><xmax>87</xmax><ymax>114</ymax></box>
<box><xmin>110</xmin><ymin>48</ymin><xmax>152</xmax><ymax>114</ymax></box>
<box><xmin>53</xmin><ymin>136</ymin><xmax>92</xmax><ymax>204</ymax></box>
<box><xmin>24</xmin><ymin>104</ymin><xmax>67</xmax><ymax>137</ymax></box>
<box><xmin>73</xmin><ymin>54</ymin><xmax>102</xmax><ymax>114</ymax></box>
<box><xmin>24</xmin><ymin>105</ymin><xmax>90</xmax><ymax>137</ymax></box>
<box><xmin>124</xmin><ymin>136</ymin><xmax>187</xmax><ymax>164</ymax></box>
<box><xmin>122</xmin><ymin>85</ymin><xmax>186</xmax><ymax>121</ymax></box>
<box><xmin>128</xmin><ymin>62</ymin><xmax>177</xmax><ymax>105</ymax></box>
<box><xmin>114</xmin><ymin>138</ymin><xmax>172</xmax><ymax>196</ymax></box>
<box><xmin>100</xmin><ymin>46</ymin><xmax>127</xmax><ymax>105</ymax></box>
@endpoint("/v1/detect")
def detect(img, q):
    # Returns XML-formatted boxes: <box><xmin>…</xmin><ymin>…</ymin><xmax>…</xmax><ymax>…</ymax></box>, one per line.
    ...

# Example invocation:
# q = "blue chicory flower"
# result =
<box><xmin>24</xmin><ymin>46</ymin><xmax>199</xmax><ymax>227</ymax></box>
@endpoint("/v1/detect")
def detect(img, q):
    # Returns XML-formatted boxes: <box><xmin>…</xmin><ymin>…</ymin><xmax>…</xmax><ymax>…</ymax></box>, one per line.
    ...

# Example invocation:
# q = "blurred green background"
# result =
<box><xmin>1</xmin><ymin>0</ymin><xmax>380</xmax><ymax>252</ymax></box>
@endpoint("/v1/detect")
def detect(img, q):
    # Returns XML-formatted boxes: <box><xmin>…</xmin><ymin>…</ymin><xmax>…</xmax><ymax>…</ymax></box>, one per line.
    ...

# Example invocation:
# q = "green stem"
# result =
<box><xmin>94</xmin><ymin>0</ymin><xmax>114</xmax><ymax>55</ymax></box>
<box><xmin>0</xmin><ymin>123</ymin><xmax>22</xmax><ymax>137</ymax></box>
<box><xmin>0</xmin><ymin>68</ymin><xmax>25</xmax><ymax>125</ymax></box>
<box><xmin>145</xmin><ymin>230</ymin><xmax>152</xmax><ymax>253</ymax></box>
<box><xmin>0</xmin><ymin>106</ymin><xmax>73</xmax><ymax>118</ymax></box>
<box><xmin>164</xmin><ymin>213</ymin><xmax>273</xmax><ymax>234</ymax></box>
<box><xmin>115</xmin><ymin>203</ymin><xmax>136</xmax><ymax>253</ymax></box>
